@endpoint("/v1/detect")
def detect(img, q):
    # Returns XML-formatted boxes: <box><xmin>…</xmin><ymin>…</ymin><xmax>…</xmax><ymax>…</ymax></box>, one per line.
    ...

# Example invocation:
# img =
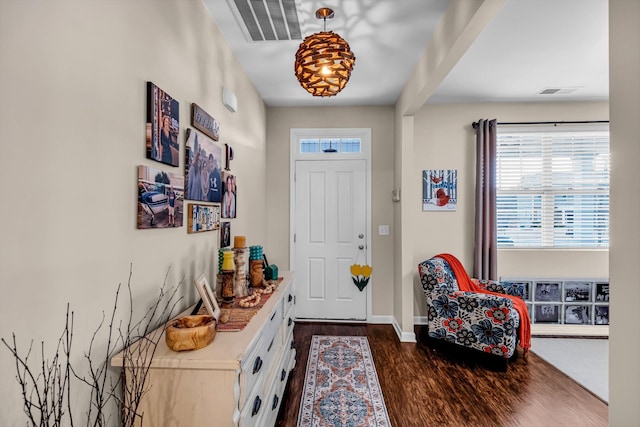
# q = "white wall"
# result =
<box><xmin>0</xmin><ymin>1</ymin><xmax>266</xmax><ymax>424</ymax></box>
<box><xmin>266</xmin><ymin>106</ymin><xmax>395</xmax><ymax>317</ymax></box>
<box><xmin>412</xmin><ymin>101</ymin><xmax>609</xmax><ymax>315</ymax></box>
<box><xmin>609</xmin><ymin>0</ymin><xmax>640</xmax><ymax>424</ymax></box>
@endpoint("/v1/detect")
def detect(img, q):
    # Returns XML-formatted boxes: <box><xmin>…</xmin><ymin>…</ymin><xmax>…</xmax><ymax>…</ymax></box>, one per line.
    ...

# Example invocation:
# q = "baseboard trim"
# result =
<box><xmin>367</xmin><ymin>315</ymin><xmax>394</xmax><ymax>324</ymax></box>
<box><xmin>532</xmin><ymin>324</ymin><xmax>609</xmax><ymax>337</ymax></box>
<box><xmin>294</xmin><ymin>318</ymin><xmax>367</xmax><ymax>324</ymax></box>
<box><xmin>392</xmin><ymin>317</ymin><xmax>416</xmax><ymax>343</ymax></box>
<box><xmin>414</xmin><ymin>316</ymin><xmax>428</xmax><ymax>325</ymax></box>
<box><xmin>293</xmin><ymin>315</ymin><xmax>419</xmax><ymax>342</ymax></box>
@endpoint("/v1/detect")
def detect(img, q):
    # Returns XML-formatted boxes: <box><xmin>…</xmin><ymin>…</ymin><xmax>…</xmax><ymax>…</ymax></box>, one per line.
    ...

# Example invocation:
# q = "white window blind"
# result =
<box><xmin>496</xmin><ymin>125</ymin><xmax>610</xmax><ymax>248</ymax></box>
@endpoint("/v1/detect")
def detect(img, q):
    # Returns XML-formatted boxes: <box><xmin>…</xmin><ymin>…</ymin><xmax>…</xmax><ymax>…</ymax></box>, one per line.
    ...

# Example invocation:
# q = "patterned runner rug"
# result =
<box><xmin>297</xmin><ymin>335</ymin><xmax>391</xmax><ymax>427</ymax></box>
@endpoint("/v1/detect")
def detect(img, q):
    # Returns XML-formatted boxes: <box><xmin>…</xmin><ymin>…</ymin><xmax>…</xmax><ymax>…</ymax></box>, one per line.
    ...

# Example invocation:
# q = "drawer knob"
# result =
<box><xmin>290</xmin><ymin>340</ymin><xmax>295</xmax><ymax>350</ymax></box>
<box><xmin>272</xmin><ymin>394</ymin><xmax>280</xmax><ymax>411</ymax></box>
<box><xmin>253</xmin><ymin>357</ymin><xmax>263</xmax><ymax>374</ymax></box>
<box><xmin>288</xmin><ymin>317</ymin><xmax>293</xmax><ymax>327</ymax></box>
<box><xmin>252</xmin><ymin>396</ymin><xmax>262</xmax><ymax>417</ymax></box>
<box><xmin>288</xmin><ymin>294</ymin><xmax>293</xmax><ymax>302</ymax></box>
<box><xmin>281</xmin><ymin>369</ymin><xmax>286</xmax><ymax>382</ymax></box>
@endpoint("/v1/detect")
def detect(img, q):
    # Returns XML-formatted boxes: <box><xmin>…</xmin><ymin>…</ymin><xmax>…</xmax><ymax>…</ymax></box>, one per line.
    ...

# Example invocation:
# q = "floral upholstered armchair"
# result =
<box><xmin>417</xmin><ymin>255</ymin><xmax>527</xmax><ymax>360</ymax></box>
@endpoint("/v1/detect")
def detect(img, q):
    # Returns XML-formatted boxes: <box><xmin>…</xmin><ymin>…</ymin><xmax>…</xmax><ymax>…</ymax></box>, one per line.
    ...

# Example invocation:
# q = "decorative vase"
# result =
<box><xmin>221</xmin><ymin>250</ymin><xmax>235</xmax><ymax>272</ymax></box>
<box><xmin>221</xmin><ymin>271</ymin><xmax>235</xmax><ymax>303</ymax></box>
<box><xmin>250</xmin><ymin>259</ymin><xmax>264</xmax><ymax>287</ymax></box>
<box><xmin>234</xmin><ymin>248</ymin><xmax>248</xmax><ymax>297</ymax></box>
<box><xmin>215</xmin><ymin>275</ymin><xmax>223</xmax><ymax>299</ymax></box>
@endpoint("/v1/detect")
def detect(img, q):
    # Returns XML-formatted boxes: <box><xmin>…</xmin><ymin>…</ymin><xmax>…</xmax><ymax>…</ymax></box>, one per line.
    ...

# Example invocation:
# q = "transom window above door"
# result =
<box><xmin>300</xmin><ymin>138</ymin><xmax>362</xmax><ymax>154</ymax></box>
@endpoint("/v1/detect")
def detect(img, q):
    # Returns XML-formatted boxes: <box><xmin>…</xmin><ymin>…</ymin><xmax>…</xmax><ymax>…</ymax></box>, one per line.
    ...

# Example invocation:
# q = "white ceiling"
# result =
<box><xmin>203</xmin><ymin>0</ymin><xmax>609</xmax><ymax>108</ymax></box>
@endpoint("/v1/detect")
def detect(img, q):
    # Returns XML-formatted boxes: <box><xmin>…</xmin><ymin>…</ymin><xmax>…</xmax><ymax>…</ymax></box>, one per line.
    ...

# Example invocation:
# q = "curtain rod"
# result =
<box><xmin>472</xmin><ymin>120</ymin><xmax>609</xmax><ymax>129</ymax></box>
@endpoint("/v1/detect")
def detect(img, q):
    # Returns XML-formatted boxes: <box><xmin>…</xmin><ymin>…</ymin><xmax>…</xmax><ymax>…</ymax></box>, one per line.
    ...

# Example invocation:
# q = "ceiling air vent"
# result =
<box><xmin>230</xmin><ymin>0</ymin><xmax>301</xmax><ymax>42</ymax></box>
<box><xmin>537</xmin><ymin>87</ymin><xmax>579</xmax><ymax>95</ymax></box>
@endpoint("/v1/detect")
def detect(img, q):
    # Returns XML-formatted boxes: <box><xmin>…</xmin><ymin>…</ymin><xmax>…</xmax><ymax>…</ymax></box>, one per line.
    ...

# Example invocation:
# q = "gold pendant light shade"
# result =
<box><xmin>294</xmin><ymin>9</ymin><xmax>356</xmax><ymax>97</ymax></box>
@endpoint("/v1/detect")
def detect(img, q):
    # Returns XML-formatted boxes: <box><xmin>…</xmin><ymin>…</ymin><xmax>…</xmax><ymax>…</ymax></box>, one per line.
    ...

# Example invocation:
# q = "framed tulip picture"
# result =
<box><xmin>423</xmin><ymin>169</ymin><xmax>457</xmax><ymax>211</ymax></box>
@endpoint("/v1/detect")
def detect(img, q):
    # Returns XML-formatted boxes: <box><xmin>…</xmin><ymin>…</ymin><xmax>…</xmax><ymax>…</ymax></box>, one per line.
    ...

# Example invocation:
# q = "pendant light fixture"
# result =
<box><xmin>294</xmin><ymin>7</ymin><xmax>356</xmax><ymax>97</ymax></box>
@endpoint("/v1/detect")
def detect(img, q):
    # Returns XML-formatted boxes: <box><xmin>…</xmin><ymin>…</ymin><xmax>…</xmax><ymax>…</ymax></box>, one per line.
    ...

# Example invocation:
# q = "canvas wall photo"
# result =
<box><xmin>137</xmin><ymin>165</ymin><xmax>184</xmax><ymax>229</ymax></box>
<box><xmin>423</xmin><ymin>169</ymin><xmax>457</xmax><ymax>211</ymax></box>
<box><xmin>184</xmin><ymin>128</ymin><xmax>223</xmax><ymax>203</ymax></box>
<box><xmin>222</xmin><ymin>171</ymin><xmax>236</xmax><ymax>218</ymax></box>
<box><xmin>146</xmin><ymin>82</ymin><xmax>179</xmax><ymax>167</ymax></box>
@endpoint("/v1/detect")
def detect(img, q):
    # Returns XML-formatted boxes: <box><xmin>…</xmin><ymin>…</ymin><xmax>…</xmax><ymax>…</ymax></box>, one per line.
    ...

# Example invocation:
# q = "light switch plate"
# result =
<box><xmin>379</xmin><ymin>225</ymin><xmax>389</xmax><ymax>236</ymax></box>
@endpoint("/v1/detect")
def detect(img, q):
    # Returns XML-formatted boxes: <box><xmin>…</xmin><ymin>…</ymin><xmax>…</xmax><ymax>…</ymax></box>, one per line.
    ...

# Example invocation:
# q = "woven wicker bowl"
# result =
<box><xmin>165</xmin><ymin>315</ymin><xmax>216</xmax><ymax>351</ymax></box>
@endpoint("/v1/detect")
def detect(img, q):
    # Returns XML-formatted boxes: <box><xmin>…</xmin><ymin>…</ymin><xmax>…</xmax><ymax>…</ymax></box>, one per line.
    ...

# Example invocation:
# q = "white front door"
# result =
<box><xmin>294</xmin><ymin>159</ymin><xmax>367</xmax><ymax>320</ymax></box>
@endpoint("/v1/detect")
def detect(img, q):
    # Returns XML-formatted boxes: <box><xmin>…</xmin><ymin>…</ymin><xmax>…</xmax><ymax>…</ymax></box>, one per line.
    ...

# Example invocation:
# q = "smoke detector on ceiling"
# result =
<box><xmin>537</xmin><ymin>87</ymin><xmax>581</xmax><ymax>95</ymax></box>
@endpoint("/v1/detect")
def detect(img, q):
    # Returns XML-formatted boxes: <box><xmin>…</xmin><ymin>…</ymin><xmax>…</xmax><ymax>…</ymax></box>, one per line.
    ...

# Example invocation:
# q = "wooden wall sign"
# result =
<box><xmin>191</xmin><ymin>103</ymin><xmax>220</xmax><ymax>141</ymax></box>
<box><xmin>187</xmin><ymin>203</ymin><xmax>220</xmax><ymax>234</ymax></box>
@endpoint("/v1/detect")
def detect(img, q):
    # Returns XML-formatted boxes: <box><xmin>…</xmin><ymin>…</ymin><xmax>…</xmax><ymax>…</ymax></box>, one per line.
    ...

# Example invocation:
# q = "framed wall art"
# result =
<box><xmin>595</xmin><ymin>282</ymin><xmax>609</xmax><ymax>302</ymax></box>
<box><xmin>534</xmin><ymin>304</ymin><xmax>561</xmax><ymax>323</ymax></box>
<box><xmin>422</xmin><ymin>169</ymin><xmax>457</xmax><ymax>211</ymax></box>
<box><xmin>137</xmin><ymin>165</ymin><xmax>184</xmax><ymax>229</ymax></box>
<box><xmin>221</xmin><ymin>171</ymin><xmax>236</xmax><ymax>218</ymax></box>
<box><xmin>191</xmin><ymin>103</ymin><xmax>220</xmax><ymax>141</ymax></box>
<box><xmin>220</xmin><ymin>221</ymin><xmax>231</xmax><ymax>248</ymax></box>
<box><xmin>194</xmin><ymin>273</ymin><xmax>221</xmax><ymax>322</ymax></box>
<box><xmin>184</xmin><ymin>128</ymin><xmax>223</xmax><ymax>203</ymax></box>
<box><xmin>564</xmin><ymin>305</ymin><xmax>591</xmax><ymax>325</ymax></box>
<box><xmin>594</xmin><ymin>305</ymin><xmax>609</xmax><ymax>325</ymax></box>
<box><xmin>564</xmin><ymin>281</ymin><xmax>591</xmax><ymax>302</ymax></box>
<box><xmin>146</xmin><ymin>82</ymin><xmax>179</xmax><ymax>167</ymax></box>
<box><xmin>187</xmin><ymin>203</ymin><xmax>220</xmax><ymax>234</ymax></box>
<box><xmin>534</xmin><ymin>281</ymin><xmax>561</xmax><ymax>302</ymax></box>
<box><xmin>504</xmin><ymin>277</ymin><xmax>610</xmax><ymax>326</ymax></box>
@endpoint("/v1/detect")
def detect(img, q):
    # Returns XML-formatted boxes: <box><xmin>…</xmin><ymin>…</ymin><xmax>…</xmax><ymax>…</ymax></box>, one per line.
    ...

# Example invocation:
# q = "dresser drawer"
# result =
<box><xmin>251</xmin><ymin>340</ymin><xmax>296</xmax><ymax>427</ymax></box>
<box><xmin>240</xmin><ymin>328</ymin><xmax>282</xmax><ymax>405</ymax></box>
<box><xmin>283</xmin><ymin>288</ymin><xmax>295</xmax><ymax>319</ymax></box>
<box><xmin>281</xmin><ymin>308</ymin><xmax>294</xmax><ymax>344</ymax></box>
<box><xmin>262</xmin><ymin>298</ymin><xmax>283</xmax><ymax>346</ymax></box>
<box><xmin>240</xmin><ymin>381</ymin><xmax>268</xmax><ymax>427</ymax></box>
<box><xmin>239</xmin><ymin>300</ymin><xmax>283</xmax><ymax>402</ymax></box>
<box><xmin>240</xmin><ymin>331</ymin><xmax>290</xmax><ymax>427</ymax></box>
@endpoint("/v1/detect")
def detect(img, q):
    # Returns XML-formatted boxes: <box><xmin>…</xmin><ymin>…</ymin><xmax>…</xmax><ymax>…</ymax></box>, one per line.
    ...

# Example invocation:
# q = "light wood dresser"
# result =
<box><xmin>111</xmin><ymin>272</ymin><xmax>296</xmax><ymax>427</ymax></box>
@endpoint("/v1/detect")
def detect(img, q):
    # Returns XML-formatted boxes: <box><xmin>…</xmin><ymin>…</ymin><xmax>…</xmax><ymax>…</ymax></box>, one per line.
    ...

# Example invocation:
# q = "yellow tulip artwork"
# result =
<box><xmin>350</xmin><ymin>264</ymin><xmax>372</xmax><ymax>291</ymax></box>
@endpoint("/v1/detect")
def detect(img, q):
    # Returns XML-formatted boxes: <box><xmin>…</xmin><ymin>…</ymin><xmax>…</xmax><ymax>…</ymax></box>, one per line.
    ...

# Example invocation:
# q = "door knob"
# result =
<box><xmin>358</xmin><ymin>245</ymin><xmax>364</xmax><ymax>250</ymax></box>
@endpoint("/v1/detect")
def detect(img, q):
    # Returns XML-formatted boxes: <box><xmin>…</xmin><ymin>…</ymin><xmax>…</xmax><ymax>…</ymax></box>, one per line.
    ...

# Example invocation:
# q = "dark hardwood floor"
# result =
<box><xmin>276</xmin><ymin>323</ymin><xmax>607</xmax><ymax>427</ymax></box>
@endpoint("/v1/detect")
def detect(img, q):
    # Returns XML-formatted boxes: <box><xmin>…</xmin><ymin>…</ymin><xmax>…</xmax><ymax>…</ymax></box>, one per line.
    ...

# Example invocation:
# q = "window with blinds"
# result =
<box><xmin>496</xmin><ymin>125</ymin><xmax>610</xmax><ymax>248</ymax></box>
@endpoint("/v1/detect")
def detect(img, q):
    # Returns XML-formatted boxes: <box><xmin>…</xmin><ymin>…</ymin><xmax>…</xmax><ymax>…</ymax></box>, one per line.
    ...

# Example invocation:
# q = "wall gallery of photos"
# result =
<box><xmin>501</xmin><ymin>278</ymin><xmax>609</xmax><ymax>326</ymax></box>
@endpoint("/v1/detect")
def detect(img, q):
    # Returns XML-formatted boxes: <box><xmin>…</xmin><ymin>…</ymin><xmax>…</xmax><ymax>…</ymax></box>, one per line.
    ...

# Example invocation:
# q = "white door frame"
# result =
<box><xmin>290</xmin><ymin>128</ymin><xmax>372</xmax><ymax>321</ymax></box>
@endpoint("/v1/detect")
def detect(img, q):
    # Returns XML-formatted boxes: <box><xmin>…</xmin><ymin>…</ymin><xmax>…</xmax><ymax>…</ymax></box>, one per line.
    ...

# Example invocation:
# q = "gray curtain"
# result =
<box><xmin>474</xmin><ymin>119</ymin><xmax>497</xmax><ymax>280</ymax></box>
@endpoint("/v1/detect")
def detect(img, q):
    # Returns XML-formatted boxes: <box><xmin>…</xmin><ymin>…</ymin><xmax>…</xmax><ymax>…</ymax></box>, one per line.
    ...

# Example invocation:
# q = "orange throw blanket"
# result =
<box><xmin>436</xmin><ymin>253</ymin><xmax>531</xmax><ymax>355</ymax></box>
